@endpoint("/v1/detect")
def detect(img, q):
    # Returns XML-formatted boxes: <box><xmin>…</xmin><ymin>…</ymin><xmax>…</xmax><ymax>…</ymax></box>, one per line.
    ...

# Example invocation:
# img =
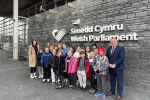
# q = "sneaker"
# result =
<box><xmin>70</xmin><ymin>87</ymin><xmax>74</xmax><ymax>91</ymax></box>
<box><xmin>82</xmin><ymin>88</ymin><xmax>86</xmax><ymax>92</ymax></box>
<box><xmin>41</xmin><ymin>75</ymin><xmax>43</xmax><ymax>78</ymax></box>
<box><xmin>91</xmin><ymin>89</ymin><xmax>96</xmax><ymax>94</ymax></box>
<box><xmin>101</xmin><ymin>93</ymin><xmax>105</xmax><ymax>99</ymax></box>
<box><xmin>47</xmin><ymin>79</ymin><xmax>50</xmax><ymax>83</ymax></box>
<box><xmin>34</xmin><ymin>73</ymin><xmax>37</xmax><ymax>78</ymax></box>
<box><xmin>30</xmin><ymin>74</ymin><xmax>34</xmax><ymax>78</ymax></box>
<box><xmin>95</xmin><ymin>92</ymin><xmax>102</xmax><ymax>97</ymax></box>
<box><xmin>38</xmin><ymin>75</ymin><xmax>41</xmax><ymax>78</ymax></box>
<box><xmin>42</xmin><ymin>79</ymin><xmax>47</xmax><ymax>83</ymax></box>
<box><xmin>58</xmin><ymin>85</ymin><xmax>64</xmax><ymax>89</ymax></box>
<box><xmin>67</xmin><ymin>87</ymin><xmax>71</xmax><ymax>91</ymax></box>
<box><xmin>89</xmin><ymin>89</ymin><xmax>93</xmax><ymax>93</ymax></box>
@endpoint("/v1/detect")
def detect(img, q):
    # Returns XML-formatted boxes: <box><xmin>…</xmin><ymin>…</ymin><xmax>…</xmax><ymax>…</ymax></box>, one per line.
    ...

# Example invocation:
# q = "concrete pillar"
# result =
<box><xmin>13</xmin><ymin>0</ymin><xmax>18</xmax><ymax>60</ymax></box>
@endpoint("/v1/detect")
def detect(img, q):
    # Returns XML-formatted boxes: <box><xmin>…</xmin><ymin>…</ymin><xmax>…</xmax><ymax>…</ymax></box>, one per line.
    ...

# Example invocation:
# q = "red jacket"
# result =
<box><xmin>76</xmin><ymin>57</ymin><xmax>90</xmax><ymax>77</ymax></box>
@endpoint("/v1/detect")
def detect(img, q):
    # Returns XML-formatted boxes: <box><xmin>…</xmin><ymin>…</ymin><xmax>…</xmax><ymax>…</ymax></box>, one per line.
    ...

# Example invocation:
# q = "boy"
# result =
<box><xmin>94</xmin><ymin>48</ymin><xmax>98</xmax><ymax>55</ymax></box>
<box><xmin>93</xmin><ymin>46</ymin><xmax>109</xmax><ymax>99</ymax></box>
<box><xmin>76</xmin><ymin>51</ymin><xmax>90</xmax><ymax>92</ymax></box>
<box><xmin>41</xmin><ymin>47</ymin><xmax>52</xmax><ymax>83</ymax></box>
<box><xmin>37</xmin><ymin>48</ymin><xmax>44</xmax><ymax>78</ymax></box>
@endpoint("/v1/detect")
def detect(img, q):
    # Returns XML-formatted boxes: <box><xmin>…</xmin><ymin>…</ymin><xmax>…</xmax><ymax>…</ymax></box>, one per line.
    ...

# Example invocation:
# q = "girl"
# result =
<box><xmin>86</xmin><ymin>46</ymin><xmax>91</xmax><ymax>58</ymax></box>
<box><xmin>46</xmin><ymin>42</ymin><xmax>50</xmax><ymax>48</ymax></box>
<box><xmin>73</xmin><ymin>46</ymin><xmax>81</xmax><ymax>62</ymax></box>
<box><xmin>49</xmin><ymin>49</ymin><xmax>59</xmax><ymax>84</ymax></box>
<box><xmin>57</xmin><ymin>43</ymin><xmax>62</xmax><ymax>52</ymax></box>
<box><xmin>28</xmin><ymin>40</ymin><xmax>39</xmax><ymax>78</ymax></box>
<box><xmin>37</xmin><ymin>48</ymin><xmax>44</xmax><ymax>78</ymax></box>
<box><xmin>54</xmin><ymin>50</ymin><xmax>65</xmax><ymax>89</ymax></box>
<box><xmin>65</xmin><ymin>50</ymin><xmax>76</xmax><ymax>91</ymax></box>
<box><xmin>73</xmin><ymin>46</ymin><xmax>81</xmax><ymax>86</ymax></box>
<box><xmin>62</xmin><ymin>43</ymin><xmax>69</xmax><ymax>57</ymax></box>
<box><xmin>69</xmin><ymin>46</ymin><xmax>75</xmax><ymax>54</ymax></box>
<box><xmin>89</xmin><ymin>51</ymin><xmax>96</xmax><ymax>94</ymax></box>
<box><xmin>49</xmin><ymin>46</ymin><xmax>53</xmax><ymax>53</ymax></box>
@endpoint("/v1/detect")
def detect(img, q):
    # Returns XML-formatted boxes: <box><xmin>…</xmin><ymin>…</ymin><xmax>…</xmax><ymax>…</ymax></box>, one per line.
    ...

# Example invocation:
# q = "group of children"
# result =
<box><xmin>35</xmin><ymin>43</ymin><xmax>109</xmax><ymax>99</ymax></box>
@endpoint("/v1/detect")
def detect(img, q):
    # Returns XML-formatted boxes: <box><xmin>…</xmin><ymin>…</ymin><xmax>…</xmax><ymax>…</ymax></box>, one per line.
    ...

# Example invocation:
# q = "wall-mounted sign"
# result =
<box><xmin>52</xmin><ymin>19</ymin><xmax>138</xmax><ymax>42</ymax></box>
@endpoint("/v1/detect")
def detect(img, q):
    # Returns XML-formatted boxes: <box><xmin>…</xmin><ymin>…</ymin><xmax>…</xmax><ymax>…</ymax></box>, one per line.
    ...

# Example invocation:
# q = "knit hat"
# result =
<box><xmin>51</xmin><ymin>43</ymin><xmax>55</xmax><ymax>46</ymax></box>
<box><xmin>98</xmin><ymin>46</ymin><xmax>105</xmax><ymax>55</ymax></box>
<box><xmin>92</xmin><ymin>43</ymin><xmax>97</xmax><ymax>48</ymax></box>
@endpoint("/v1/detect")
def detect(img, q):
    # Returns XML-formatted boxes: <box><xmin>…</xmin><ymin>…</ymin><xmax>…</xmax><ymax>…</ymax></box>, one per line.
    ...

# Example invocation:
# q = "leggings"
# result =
<box><xmin>89</xmin><ymin>72</ymin><xmax>95</xmax><ymax>89</ymax></box>
<box><xmin>68</xmin><ymin>73</ymin><xmax>74</xmax><ymax>86</ymax></box>
<box><xmin>30</xmin><ymin>67</ymin><xmax>36</xmax><ymax>73</ymax></box>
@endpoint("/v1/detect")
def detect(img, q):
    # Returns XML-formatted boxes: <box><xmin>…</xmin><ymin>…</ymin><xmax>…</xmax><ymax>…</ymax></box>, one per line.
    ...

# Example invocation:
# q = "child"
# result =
<box><xmin>93</xmin><ymin>46</ymin><xmax>109</xmax><ymax>99</ymax></box>
<box><xmin>49</xmin><ymin>49</ymin><xmax>59</xmax><ymax>84</ymax></box>
<box><xmin>41</xmin><ymin>47</ymin><xmax>52</xmax><ymax>83</ymax></box>
<box><xmin>94</xmin><ymin>48</ymin><xmax>98</xmax><ymax>55</ymax></box>
<box><xmin>65</xmin><ymin>50</ymin><xmax>76</xmax><ymax>91</ymax></box>
<box><xmin>76</xmin><ymin>51</ymin><xmax>90</xmax><ymax>92</ymax></box>
<box><xmin>57</xmin><ymin>43</ymin><xmax>62</xmax><ymax>52</ymax></box>
<box><xmin>54</xmin><ymin>45</ymin><xmax>58</xmax><ymax>51</ymax></box>
<box><xmin>86</xmin><ymin>46</ymin><xmax>91</xmax><ymax>58</ymax></box>
<box><xmin>51</xmin><ymin>43</ymin><xmax>55</xmax><ymax>48</ymax></box>
<box><xmin>49</xmin><ymin>46</ymin><xmax>53</xmax><ymax>53</ymax></box>
<box><xmin>62</xmin><ymin>43</ymin><xmax>69</xmax><ymax>57</ymax></box>
<box><xmin>54</xmin><ymin>50</ymin><xmax>65</xmax><ymax>89</ymax></box>
<box><xmin>73</xmin><ymin>46</ymin><xmax>81</xmax><ymax>62</ymax></box>
<box><xmin>89</xmin><ymin>51</ymin><xmax>96</xmax><ymax>93</ymax></box>
<box><xmin>73</xmin><ymin>46</ymin><xmax>81</xmax><ymax>86</ymax></box>
<box><xmin>92</xmin><ymin>43</ymin><xmax>97</xmax><ymax>50</ymax></box>
<box><xmin>37</xmin><ymin>48</ymin><xmax>44</xmax><ymax>78</ymax></box>
<box><xmin>69</xmin><ymin>46</ymin><xmax>75</xmax><ymax>54</ymax></box>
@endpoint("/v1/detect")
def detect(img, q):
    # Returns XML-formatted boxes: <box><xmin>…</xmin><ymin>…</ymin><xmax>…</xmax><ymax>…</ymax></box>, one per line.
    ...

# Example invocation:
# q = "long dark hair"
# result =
<box><xmin>32</xmin><ymin>40</ymin><xmax>38</xmax><ymax>49</ymax></box>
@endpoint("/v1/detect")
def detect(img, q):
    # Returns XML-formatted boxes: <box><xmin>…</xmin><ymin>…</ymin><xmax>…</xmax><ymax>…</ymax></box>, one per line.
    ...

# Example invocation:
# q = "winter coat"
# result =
<box><xmin>37</xmin><ymin>53</ymin><xmax>43</xmax><ymax>66</ymax></box>
<box><xmin>53</xmin><ymin>56</ymin><xmax>65</xmax><ymax>75</ymax></box>
<box><xmin>41</xmin><ymin>52</ymin><xmax>52</xmax><ymax>68</ymax></box>
<box><xmin>73</xmin><ymin>51</ymin><xmax>80</xmax><ymax>62</ymax></box>
<box><xmin>65</xmin><ymin>56</ymin><xmax>76</xmax><ymax>74</ymax></box>
<box><xmin>89</xmin><ymin>58</ymin><xmax>95</xmax><ymax>73</ymax></box>
<box><xmin>76</xmin><ymin>57</ymin><xmax>90</xmax><ymax>77</ymax></box>
<box><xmin>49</xmin><ymin>54</ymin><xmax>56</xmax><ymax>69</ymax></box>
<box><xmin>28</xmin><ymin>44</ymin><xmax>39</xmax><ymax>67</ymax></box>
<box><xmin>93</xmin><ymin>55</ymin><xmax>109</xmax><ymax>75</ymax></box>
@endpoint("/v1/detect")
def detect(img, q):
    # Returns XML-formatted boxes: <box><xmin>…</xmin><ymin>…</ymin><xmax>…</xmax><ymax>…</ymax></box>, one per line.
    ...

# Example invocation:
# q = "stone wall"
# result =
<box><xmin>28</xmin><ymin>0</ymin><xmax>150</xmax><ymax>92</ymax></box>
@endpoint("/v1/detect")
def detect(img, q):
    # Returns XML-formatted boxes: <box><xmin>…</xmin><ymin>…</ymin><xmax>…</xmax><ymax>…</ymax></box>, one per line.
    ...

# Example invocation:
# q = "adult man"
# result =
<box><xmin>106</xmin><ymin>37</ymin><xmax>125</xmax><ymax>100</ymax></box>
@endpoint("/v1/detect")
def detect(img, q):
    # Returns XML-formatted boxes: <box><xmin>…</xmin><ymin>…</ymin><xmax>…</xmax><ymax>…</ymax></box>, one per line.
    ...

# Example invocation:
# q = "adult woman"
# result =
<box><xmin>28</xmin><ymin>40</ymin><xmax>39</xmax><ymax>78</ymax></box>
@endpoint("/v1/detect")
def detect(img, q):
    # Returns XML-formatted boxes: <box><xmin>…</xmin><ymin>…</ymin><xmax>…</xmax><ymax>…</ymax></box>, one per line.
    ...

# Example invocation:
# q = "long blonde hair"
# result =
<box><xmin>57</xmin><ymin>50</ymin><xmax>63</xmax><ymax>57</ymax></box>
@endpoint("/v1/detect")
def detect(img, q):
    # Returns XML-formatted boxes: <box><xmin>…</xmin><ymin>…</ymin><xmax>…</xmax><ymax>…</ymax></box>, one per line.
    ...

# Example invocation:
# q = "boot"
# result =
<box><xmin>30</xmin><ymin>74</ymin><xmax>34</xmax><ymax>79</ymax></box>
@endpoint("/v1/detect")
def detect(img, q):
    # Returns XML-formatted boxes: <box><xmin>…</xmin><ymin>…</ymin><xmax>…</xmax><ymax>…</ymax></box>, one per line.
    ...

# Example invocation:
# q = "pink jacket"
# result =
<box><xmin>65</xmin><ymin>56</ymin><xmax>76</xmax><ymax>74</ymax></box>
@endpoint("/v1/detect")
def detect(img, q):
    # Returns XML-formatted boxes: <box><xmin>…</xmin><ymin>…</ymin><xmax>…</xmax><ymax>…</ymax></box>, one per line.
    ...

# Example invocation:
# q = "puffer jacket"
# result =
<box><xmin>53</xmin><ymin>56</ymin><xmax>65</xmax><ymax>75</ymax></box>
<box><xmin>93</xmin><ymin>55</ymin><xmax>109</xmax><ymax>75</ymax></box>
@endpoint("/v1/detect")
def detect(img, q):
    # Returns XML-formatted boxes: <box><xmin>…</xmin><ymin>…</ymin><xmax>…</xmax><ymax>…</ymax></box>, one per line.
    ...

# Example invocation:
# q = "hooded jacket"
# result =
<box><xmin>65</xmin><ymin>56</ymin><xmax>76</xmax><ymax>74</ymax></box>
<box><xmin>41</xmin><ymin>52</ymin><xmax>52</xmax><ymax>68</ymax></box>
<box><xmin>93</xmin><ymin>55</ymin><xmax>109</xmax><ymax>75</ymax></box>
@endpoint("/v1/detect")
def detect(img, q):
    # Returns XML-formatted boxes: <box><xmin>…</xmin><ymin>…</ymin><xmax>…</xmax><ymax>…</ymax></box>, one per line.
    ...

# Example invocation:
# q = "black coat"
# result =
<box><xmin>49</xmin><ymin>54</ymin><xmax>56</xmax><ymax>69</ymax></box>
<box><xmin>53</xmin><ymin>56</ymin><xmax>65</xmax><ymax>75</ymax></box>
<box><xmin>37</xmin><ymin>53</ymin><xmax>43</xmax><ymax>66</ymax></box>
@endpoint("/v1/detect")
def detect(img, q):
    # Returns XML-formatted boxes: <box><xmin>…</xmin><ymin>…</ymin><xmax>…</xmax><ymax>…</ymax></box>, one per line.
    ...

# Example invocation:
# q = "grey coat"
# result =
<box><xmin>93</xmin><ymin>55</ymin><xmax>109</xmax><ymax>75</ymax></box>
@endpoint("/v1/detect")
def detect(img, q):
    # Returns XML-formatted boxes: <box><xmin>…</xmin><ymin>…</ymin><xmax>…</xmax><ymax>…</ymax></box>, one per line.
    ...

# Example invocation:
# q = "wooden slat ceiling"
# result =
<box><xmin>0</xmin><ymin>0</ymin><xmax>45</xmax><ymax>17</ymax></box>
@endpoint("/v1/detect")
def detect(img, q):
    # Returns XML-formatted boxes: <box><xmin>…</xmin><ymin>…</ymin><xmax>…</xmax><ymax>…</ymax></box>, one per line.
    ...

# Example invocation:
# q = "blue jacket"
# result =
<box><xmin>63</xmin><ymin>47</ymin><xmax>69</xmax><ymax>56</ymax></box>
<box><xmin>106</xmin><ymin>45</ymin><xmax>125</xmax><ymax>70</ymax></box>
<box><xmin>41</xmin><ymin>52</ymin><xmax>52</xmax><ymax>68</ymax></box>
